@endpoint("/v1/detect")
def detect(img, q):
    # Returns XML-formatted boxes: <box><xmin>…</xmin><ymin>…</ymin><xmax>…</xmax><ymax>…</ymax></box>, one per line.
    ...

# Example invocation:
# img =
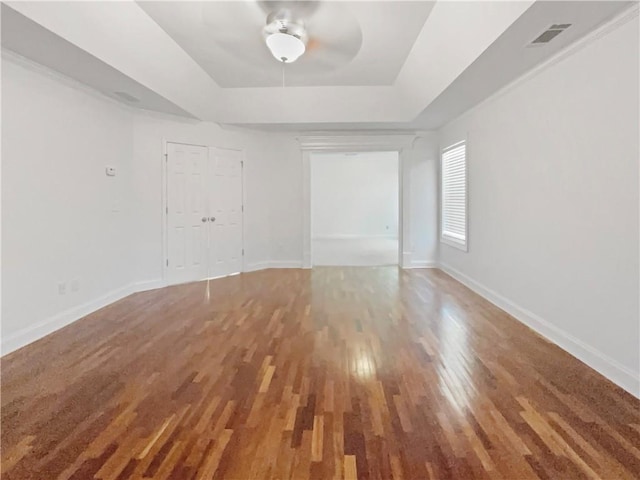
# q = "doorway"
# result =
<box><xmin>310</xmin><ymin>151</ymin><xmax>399</xmax><ymax>266</ymax></box>
<box><xmin>164</xmin><ymin>142</ymin><xmax>244</xmax><ymax>286</ymax></box>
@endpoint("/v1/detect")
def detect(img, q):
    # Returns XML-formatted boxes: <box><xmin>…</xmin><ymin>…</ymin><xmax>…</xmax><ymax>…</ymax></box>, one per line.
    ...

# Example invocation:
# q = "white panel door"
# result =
<box><xmin>208</xmin><ymin>147</ymin><xmax>243</xmax><ymax>278</ymax></box>
<box><xmin>166</xmin><ymin>143</ymin><xmax>209</xmax><ymax>285</ymax></box>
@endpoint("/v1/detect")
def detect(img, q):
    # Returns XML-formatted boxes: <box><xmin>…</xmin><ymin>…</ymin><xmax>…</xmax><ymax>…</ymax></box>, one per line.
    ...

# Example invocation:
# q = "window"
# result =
<box><xmin>441</xmin><ymin>141</ymin><xmax>467</xmax><ymax>251</ymax></box>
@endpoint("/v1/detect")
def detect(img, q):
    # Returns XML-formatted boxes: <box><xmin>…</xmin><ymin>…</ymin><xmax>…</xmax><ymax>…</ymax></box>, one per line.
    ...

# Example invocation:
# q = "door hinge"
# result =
<box><xmin>241</xmin><ymin>205</ymin><xmax>244</xmax><ymax>212</ymax></box>
<box><xmin>242</xmin><ymin>249</ymin><xmax>245</xmax><ymax>256</ymax></box>
<box><xmin>166</xmin><ymin>259</ymin><xmax>169</xmax><ymax>266</ymax></box>
<box><xmin>166</xmin><ymin>206</ymin><xmax>168</xmax><ymax>214</ymax></box>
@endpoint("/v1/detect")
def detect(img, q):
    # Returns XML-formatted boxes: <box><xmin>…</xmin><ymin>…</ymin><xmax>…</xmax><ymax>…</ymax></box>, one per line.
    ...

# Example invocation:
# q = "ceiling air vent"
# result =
<box><xmin>113</xmin><ymin>91</ymin><xmax>140</xmax><ymax>103</ymax></box>
<box><xmin>528</xmin><ymin>23</ymin><xmax>571</xmax><ymax>47</ymax></box>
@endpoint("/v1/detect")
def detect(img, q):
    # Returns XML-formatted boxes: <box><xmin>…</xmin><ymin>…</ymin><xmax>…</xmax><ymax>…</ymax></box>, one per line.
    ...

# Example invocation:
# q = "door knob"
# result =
<box><xmin>210</xmin><ymin>217</ymin><xmax>216</xmax><ymax>222</ymax></box>
<box><xmin>202</xmin><ymin>217</ymin><xmax>207</xmax><ymax>223</ymax></box>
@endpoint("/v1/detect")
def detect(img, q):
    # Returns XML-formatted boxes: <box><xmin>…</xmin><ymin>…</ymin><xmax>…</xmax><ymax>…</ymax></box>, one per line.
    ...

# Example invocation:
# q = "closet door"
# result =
<box><xmin>208</xmin><ymin>147</ymin><xmax>244</xmax><ymax>278</ymax></box>
<box><xmin>166</xmin><ymin>143</ymin><xmax>209</xmax><ymax>285</ymax></box>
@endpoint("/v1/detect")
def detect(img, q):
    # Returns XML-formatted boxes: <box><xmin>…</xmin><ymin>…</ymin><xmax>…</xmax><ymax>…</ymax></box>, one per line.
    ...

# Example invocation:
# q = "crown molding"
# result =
<box><xmin>296</xmin><ymin>133</ymin><xmax>418</xmax><ymax>152</ymax></box>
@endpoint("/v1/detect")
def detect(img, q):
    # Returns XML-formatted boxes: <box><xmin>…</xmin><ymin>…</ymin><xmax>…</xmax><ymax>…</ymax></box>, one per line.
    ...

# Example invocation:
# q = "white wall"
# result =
<box><xmin>0</xmin><ymin>55</ymin><xmax>441</xmax><ymax>354</ymax></box>
<box><xmin>1</xmin><ymin>54</ymin><xmax>134</xmax><ymax>350</ymax></box>
<box><xmin>408</xmin><ymin>134</ymin><xmax>439</xmax><ymax>266</ymax></box>
<box><xmin>311</xmin><ymin>152</ymin><xmax>398</xmax><ymax>238</ymax></box>
<box><xmin>438</xmin><ymin>17</ymin><xmax>640</xmax><ymax>395</ymax></box>
<box><xmin>262</xmin><ymin>133</ymin><xmax>305</xmax><ymax>267</ymax></box>
<box><xmin>269</xmin><ymin>134</ymin><xmax>439</xmax><ymax>268</ymax></box>
<box><xmin>130</xmin><ymin>114</ymin><xmax>273</xmax><ymax>282</ymax></box>
<box><xmin>0</xmin><ymin>53</ymin><xmax>279</xmax><ymax>353</ymax></box>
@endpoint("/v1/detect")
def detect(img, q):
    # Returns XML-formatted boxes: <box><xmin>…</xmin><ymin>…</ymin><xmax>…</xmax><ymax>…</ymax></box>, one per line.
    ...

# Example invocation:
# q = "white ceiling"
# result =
<box><xmin>1</xmin><ymin>4</ymin><xmax>195</xmax><ymax>118</ymax></box>
<box><xmin>2</xmin><ymin>1</ymin><xmax>635</xmax><ymax>131</ymax></box>
<box><xmin>411</xmin><ymin>0</ymin><xmax>635</xmax><ymax>130</ymax></box>
<box><xmin>138</xmin><ymin>1</ymin><xmax>435</xmax><ymax>88</ymax></box>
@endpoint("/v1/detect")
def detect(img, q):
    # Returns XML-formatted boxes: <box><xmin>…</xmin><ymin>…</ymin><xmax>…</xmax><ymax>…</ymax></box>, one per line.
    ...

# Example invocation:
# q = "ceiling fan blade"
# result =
<box><xmin>302</xmin><ymin>42</ymin><xmax>356</xmax><ymax>69</ymax></box>
<box><xmin>200</xmin><ymin>0</ymin><xmax>362</xmax><ymax>73</ymax></box>
<box><xmin>298</xmin><ymin>2</ymin><xmax>362</xmax><ymax>68</ymax></box>
<box><xmin>305</xmin><ymin>37</ymin><xmax>321</xmax><ymax>51</ymax></box>
<box><xmin>257</xmin><ymin>1</ymin><xmax>320</xmax><ymax>20</ymax></box>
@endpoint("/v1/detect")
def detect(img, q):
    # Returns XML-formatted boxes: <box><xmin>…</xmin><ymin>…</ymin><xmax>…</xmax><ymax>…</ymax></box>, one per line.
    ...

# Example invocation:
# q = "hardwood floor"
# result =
<box><xmin>1</xmin><ymin>267</ymin><xmax>639</xmax><ymax>479</ymax></box>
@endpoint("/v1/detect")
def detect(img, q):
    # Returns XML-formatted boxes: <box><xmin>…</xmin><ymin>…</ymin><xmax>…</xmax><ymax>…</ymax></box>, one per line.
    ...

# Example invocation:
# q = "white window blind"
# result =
<box><xmin>441</xmin><ymin>141</ymin><xmax>467</xmax><ymax>250</ymax></box>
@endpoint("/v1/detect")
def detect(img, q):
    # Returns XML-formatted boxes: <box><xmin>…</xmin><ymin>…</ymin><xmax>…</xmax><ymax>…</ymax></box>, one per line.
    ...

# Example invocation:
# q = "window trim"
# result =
<box><xmin>440</xmin><ymin>140</ymin><xmax>468</xmax><ymax>252</ymax></box>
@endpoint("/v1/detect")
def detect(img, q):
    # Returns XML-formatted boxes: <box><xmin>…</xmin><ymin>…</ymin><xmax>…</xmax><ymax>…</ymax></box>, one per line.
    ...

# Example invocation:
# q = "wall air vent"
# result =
<box><xmin>113</xmin><ymin>91</ymin><xmax>140</xmax><ymax>103</ymax></box>
<box><xmin>528</xmin><ymin>23</ymin><xmax>571</xmax><ymax>47</ymax></box>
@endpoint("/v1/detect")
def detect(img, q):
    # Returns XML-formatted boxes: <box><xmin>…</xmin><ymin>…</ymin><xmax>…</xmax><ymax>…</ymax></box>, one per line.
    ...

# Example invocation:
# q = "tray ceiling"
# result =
<box><xmin>137</xmin><ymin>1</ymin><xmax>435</xmax><ymax>88</ymax></box>
<box><xmin>2</xmin><ymin>1</ymin><xmax>635</xmax><ymax>129</ymax></box>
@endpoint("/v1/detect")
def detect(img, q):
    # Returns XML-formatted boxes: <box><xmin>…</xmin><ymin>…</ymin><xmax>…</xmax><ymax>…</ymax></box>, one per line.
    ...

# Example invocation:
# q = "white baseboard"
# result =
<box><xmin>267</xmin><ymin>261</ymin><xmax>303</xmax><ymax>269</ymax></box>
<box><xmin>1</xmin><ymin>261</ymin><xmax>309</xmax><ymax>356</ymax></box>
<box><xmin>312</xmin><ymin>234</ymin><xmax>398</xmax><ymax>240</ymax></box>
<box><xmin>438</xmin><ymin>263</ymin><xmax>640</xmax><ymax>398</ymax></box>
<box><xmin>1</xmin><ymin>284</ymin><xmax>134</xmax><ymax>356</ymax></box>
<box><xmin>1</xmin><ymin>278</ymin><xmax>169</xmax><ymax>356</ymax></box>
<box><xmin>245</xmin><ymin>261</ymin><xmax>303</xmax><ymax>271</ymax></box>
<box><xmin>132</xmin><ymin>279</ymin><xmax>165</xmax><ymax>292</ymax></box>
<box><xmin>244</xmin><ymin>261</ymin><xmax>272</xmax><ymax>273</ymax></box>
<box><xmin>407</xmin><ymin>260</ymin><xmax>438</xmax><ymax>269</ymax></box>
<box><xmin>401</xmin><ymin>251</ymin><xmax>412</xmax><ymax>268</ymax></box>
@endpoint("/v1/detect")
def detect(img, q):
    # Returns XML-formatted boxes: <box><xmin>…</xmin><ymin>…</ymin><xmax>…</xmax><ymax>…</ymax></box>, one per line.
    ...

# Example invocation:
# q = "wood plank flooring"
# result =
<box><xmin>1</xmin><ymin>267</ymin><xmax>639</xmax><ymax>479</ymax></box>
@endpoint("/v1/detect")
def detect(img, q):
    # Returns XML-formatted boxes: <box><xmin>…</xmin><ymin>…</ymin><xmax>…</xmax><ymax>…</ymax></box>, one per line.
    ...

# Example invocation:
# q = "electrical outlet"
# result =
<box><xmin>58</xmin><ymin>282</ymin><xmax>67</xmax><ymax>295</ymax></box>
<box><xmin>71</xmin><ymin>278</ymin><xmax>79</xmax><ymax>292</ymax></box>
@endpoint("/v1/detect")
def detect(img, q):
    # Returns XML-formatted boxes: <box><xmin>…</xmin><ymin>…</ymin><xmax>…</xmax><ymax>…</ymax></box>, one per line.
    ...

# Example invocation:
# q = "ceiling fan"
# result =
<box><xmin>201</xmin><ymin>1</ymin><xmax>362</xmax><ymax>72</ymax></box>
<box><xmin>258</xmin><ymin>0</ymin><xmax>361</xmax><ymax>65</ymax></box>
<box><xmin>262</xmin><ymin>7</ymin><xmax>310</xmax><ymax>63</ymax></box>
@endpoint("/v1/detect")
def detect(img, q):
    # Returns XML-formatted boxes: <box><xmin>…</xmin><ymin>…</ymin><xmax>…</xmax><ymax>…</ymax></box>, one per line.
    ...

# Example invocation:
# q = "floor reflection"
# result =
<box><xmin>436</xmin><ymin>303</ymin><xmax>476</xmax><ymax>415</ymax></box>
<box><xmin>349</xmin><ymin>343</ymin><xmax>377</xmax><ymax>381</ymax></box>
<box><xmin>308</xmin><ymin>267</ymin><xmax>400</xmax><ymax>383</ymax></box>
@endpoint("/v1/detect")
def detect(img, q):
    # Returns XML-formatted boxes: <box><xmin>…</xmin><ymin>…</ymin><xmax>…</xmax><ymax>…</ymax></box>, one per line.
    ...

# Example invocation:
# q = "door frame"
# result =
<box><xmin>298</xmin><ymin>134</ymin><xmax>417</xmax><ymax>269</ymax></box>
<box><xmin>162</xmin><ymin>140</ymin><xmax>246</xmax><ymax>285</ymax></box>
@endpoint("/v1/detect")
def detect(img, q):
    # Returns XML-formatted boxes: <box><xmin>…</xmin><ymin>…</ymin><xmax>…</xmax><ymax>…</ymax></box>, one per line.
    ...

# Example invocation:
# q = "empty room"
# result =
<box><xmin>1</xmin><ymin>1</ymin><xmax>638</xmax><ymax>479</ymax></box>
<box><xmin>311</xmin><ymin>151</ymin><xmax>399</xmax><ymax>266</ymax></box>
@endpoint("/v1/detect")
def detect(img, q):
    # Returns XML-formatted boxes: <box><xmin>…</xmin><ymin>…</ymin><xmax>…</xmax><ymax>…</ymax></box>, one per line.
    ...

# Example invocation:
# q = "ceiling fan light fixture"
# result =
<box><xmin>266</xmin><ymin>32</ymin><xmax>306</xmax><ymax>63</ymax></box>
